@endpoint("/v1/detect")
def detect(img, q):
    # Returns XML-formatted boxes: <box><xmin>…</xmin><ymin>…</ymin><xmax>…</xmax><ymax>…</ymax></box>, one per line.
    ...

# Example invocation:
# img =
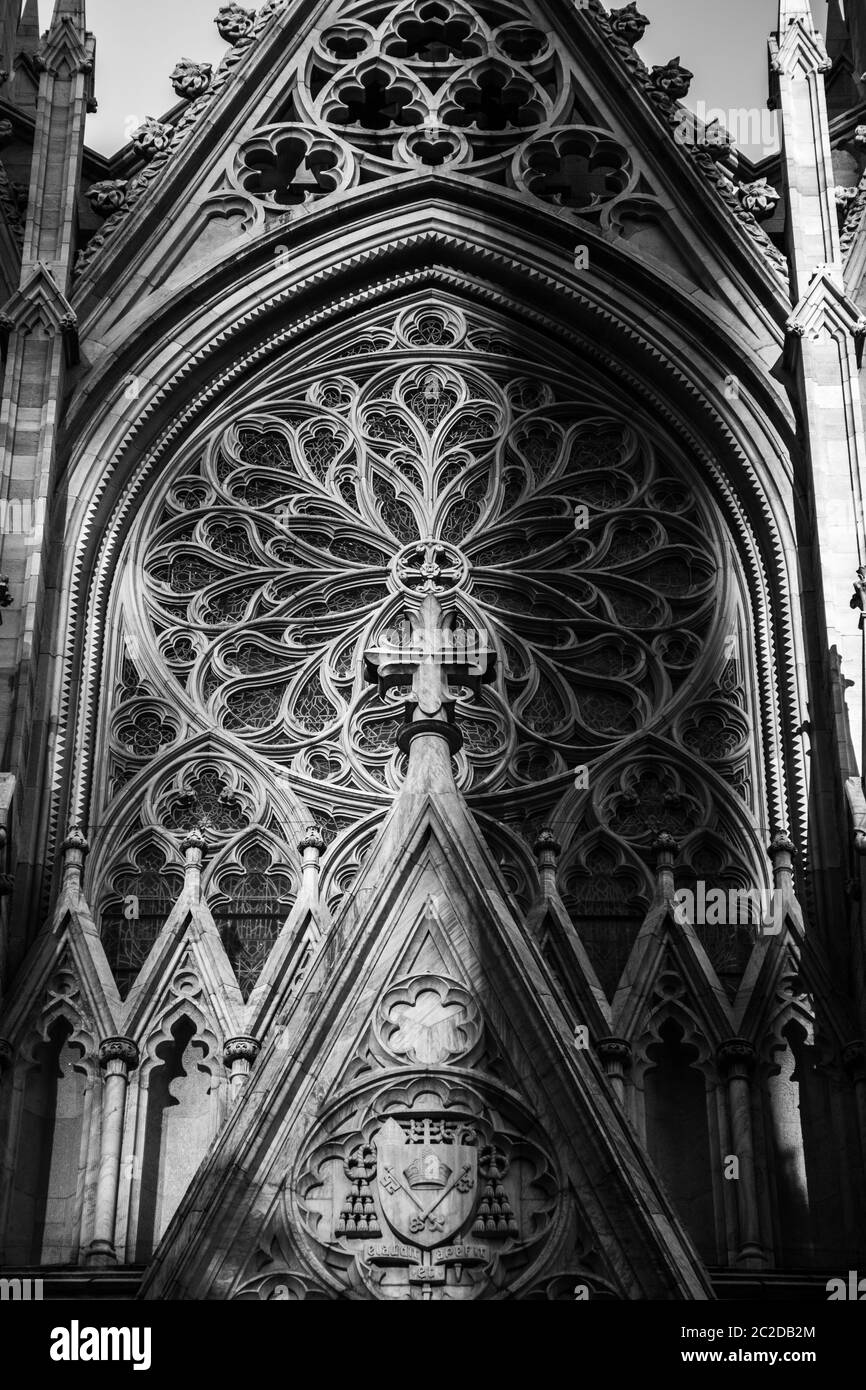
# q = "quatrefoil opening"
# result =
<box><xmin>518</xmin><ymin>128</ymin><xmax>632</xmax><ymax>213</ymax></box>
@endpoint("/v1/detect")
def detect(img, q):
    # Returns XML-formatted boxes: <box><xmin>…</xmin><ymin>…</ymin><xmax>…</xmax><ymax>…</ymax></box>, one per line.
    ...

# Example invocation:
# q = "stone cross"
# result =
<box><xmin>364</xmin><ymin>595</ymin><xmax>495</xmax><ymax>749</ymax></box>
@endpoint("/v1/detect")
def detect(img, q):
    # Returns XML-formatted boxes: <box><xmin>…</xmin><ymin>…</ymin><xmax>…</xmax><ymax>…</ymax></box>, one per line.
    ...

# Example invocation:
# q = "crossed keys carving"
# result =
<box><xmin>380</xmin><ymin>1162</ymin><xmax>474</xmax><ymax>1233</ymax></box>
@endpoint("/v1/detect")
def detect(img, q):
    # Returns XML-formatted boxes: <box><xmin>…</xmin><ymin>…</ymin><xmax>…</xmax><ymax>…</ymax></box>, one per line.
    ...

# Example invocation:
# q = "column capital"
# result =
<box><xmin>98</xmin><ymin>1037</ymin><xmax>139</xmax><ymax>1072</ymax></box>
<box><xmin>717</xmin><ymin>1038</ymin><xmax>756</xmax><ymax>1075</ymax></box>
<box><xmin>179</xmin><ymin>826</ymin><xmax>206</xmax><ymax>857</ymax></box>
<box><xmin>298</xmin><ymin>823</ymin><xmax>325</xmax><ymax>855</ymax></box>
<box><xmin>223</xmin><ymin>1035</ymin><xmax>260</xmax><ymax>1068</ymax></box>
<box><xmin>595</xmin><ymin>1036</ymin><xmax>632</xmax><ymax>1066</ymax></box>
<box><xmin>60</xmin><ymin>821</ymin><xmax>89</xmax><ymax>856</ymax></box>
<box><xmin>533</xmin><ymin>826</ymin><xmax>562</xmax><ymax>859</ymax></box>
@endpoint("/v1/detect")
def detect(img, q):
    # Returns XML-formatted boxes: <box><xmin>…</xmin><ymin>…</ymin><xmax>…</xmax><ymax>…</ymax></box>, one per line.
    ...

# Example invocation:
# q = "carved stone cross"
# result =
<box><xmin>364</xmin><ymin>595</ymin><xmax>495</xmax><ymax>752</ymax></box>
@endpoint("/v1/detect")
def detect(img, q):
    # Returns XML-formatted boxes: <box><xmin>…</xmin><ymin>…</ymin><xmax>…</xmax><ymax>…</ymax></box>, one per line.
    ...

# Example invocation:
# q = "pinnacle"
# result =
<box><xmin>778</xmin><ymin>0</ymin><xmax>815</xmax><ymax>26</ymax></box>
<box><xmin>49</xmin><ymin>0</ymin><xmax>86</xmax><ymax>30</ymax></box>
<box><xmin>15</xmin><ymin>0</ymin><xmax>39</xmax><ymax>53</ymax></box>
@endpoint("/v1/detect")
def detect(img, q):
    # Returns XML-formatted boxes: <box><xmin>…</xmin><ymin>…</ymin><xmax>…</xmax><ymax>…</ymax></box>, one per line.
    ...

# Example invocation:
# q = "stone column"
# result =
<box><xmin>85</xmin><ymin>1036</ymin><xmax>139</xmax><ymax>1268</ymax></box>
<box><xmin>533</xmin><ymin>827</ymin><xmax>561</xmax><ymax>899</ymax></box>
<box><xmin>842</xmin><ymin>1039</ymin><xmax>866</xmax><ymax>1176</ymax></box>
<box><xmin>180</xmin><ymin>828</ymin><xmax>205</xmax><ymax>904</ymax></box>
<box><xmin>771</xmin><ymin>2</ymin><xmax>866</xmax><ymax>948</ymax></box>
<box><xmin>298</xmin><ymin>824</ymin><xmax>324</xmax><ymax>897</ymax></box>
<box><xmin>223</xmin><ymin>1035</ymin><xmax>261</xmax><ymax>1101</ymax></box>
<box><xmin>718</xmin><ymin>1038</ymin><xmax>764</xmax><ymax>1268</ymax></box>
<box><xmin>595</xmin><ymin>1037</ymin><xmax>632</xmax><ymax>1106</ymax></box>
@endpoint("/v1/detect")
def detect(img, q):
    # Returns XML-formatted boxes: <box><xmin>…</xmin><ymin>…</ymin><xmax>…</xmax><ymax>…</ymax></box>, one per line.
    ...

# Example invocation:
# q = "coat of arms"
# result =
<box><xmin>375</xmin><ymin>1117</ymin><xmax>478</xmax><ymax>1249</ymax></box>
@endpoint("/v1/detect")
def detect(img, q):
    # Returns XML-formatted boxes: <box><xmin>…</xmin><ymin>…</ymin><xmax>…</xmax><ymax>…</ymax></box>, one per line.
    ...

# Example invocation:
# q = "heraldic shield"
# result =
<box><xmin>375</xmin><ymin>1117</ymin><xmax>479</xmax><ymax>1249</ymax></box>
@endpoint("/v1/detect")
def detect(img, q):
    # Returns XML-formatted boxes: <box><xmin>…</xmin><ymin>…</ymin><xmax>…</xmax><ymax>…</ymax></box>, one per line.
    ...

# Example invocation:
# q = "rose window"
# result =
<box><xmin>101</xmin><ymin>303</ymin><xmax>724</xmax><ymax>832</ymax></box>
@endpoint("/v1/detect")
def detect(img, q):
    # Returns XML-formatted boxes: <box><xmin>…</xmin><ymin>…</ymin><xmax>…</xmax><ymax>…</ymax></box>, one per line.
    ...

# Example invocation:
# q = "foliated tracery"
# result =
<box><xmin>224</xmin><ymin>0</ymin><xmax>639</xmax><ymax>225</ymax></box>
<box><xmin>92</xmin><ymin>299</ymin><xmax>764</xmax><ymax>1003</ymax></box>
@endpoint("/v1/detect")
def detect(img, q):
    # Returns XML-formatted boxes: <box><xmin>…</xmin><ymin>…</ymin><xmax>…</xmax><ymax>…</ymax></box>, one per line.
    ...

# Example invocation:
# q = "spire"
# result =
<box><xmin>15</xmin><ymin>0</ymin><xmax>40</xmax><ymax>55</ymax></box>
<box><xmin>49</xmin><ymin>0</ymin><xmax>86</xmax><ymax>26</ymax></box>
<box><xmin>0</xmin><ymin>0</ymin><xmax>19</xmax><ymax>77</ymax></box>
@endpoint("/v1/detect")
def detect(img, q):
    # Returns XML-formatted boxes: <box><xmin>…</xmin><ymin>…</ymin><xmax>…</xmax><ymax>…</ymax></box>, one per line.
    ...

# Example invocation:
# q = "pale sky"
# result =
<box><xmin>24</xmin><ymin>0</ymin><xmax>830</xmax><ymax>159</ymax></box>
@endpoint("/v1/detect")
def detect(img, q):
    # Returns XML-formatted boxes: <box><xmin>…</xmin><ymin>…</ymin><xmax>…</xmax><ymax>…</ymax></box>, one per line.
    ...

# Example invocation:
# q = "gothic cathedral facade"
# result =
<box><xmin>0</xmin><ymin>0</ymin><xmax>865</xmax><ymax>1301</ymax></box>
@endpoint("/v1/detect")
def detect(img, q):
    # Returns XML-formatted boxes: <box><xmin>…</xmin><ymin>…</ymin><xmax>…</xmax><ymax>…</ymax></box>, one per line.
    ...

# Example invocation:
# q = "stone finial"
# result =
<box><xmin>738</xmin><ymin>178</ymin><xmax>781</xmax><ymax>220</ymax></box>
<box><xmin>130</xmin><ymin>117</ymin><xmax>173</xmax><ymax>161</ymax></box>
<box><xmin>649</xmin><ymin>57</ymin><xmax>693</xmax><ymax>100</ymax></box>
<box><xmin>768</xmin><ymin>829</ymin><xmax>795</xmax><ymax>858</ymax></box>
<box><xmin>180</xmin><ymin>827</ymin><xmax>205</xmax><ymax>902</ymax></box>
<box><xmin>215</xmin><ymin>4</ymin><xmax>256</xmax><ymax>44</ymax></box>
<box><xmin>299</xmin><ymin>823</ymin><xmax>324</xmax><ymax>894</ymax></box>
<box><xmin>855</xmin><ymin>126</ymin><xmax>866</xmax><ymax>147</ymax></box>
<box><xmin>608</xmin><ymin>3</ymin><xmax>650</xmax><ymax>46</ymax></box>
<box><xmin>61</xmin><ymin>821</ymin><xmax>89</xmax><ymax>890</ymax></box>
<box><xmin>651</xmin><ymin>831</ymin><xmax>678</xmax><ymax>901</ymax></box>
<box><xmin>767</xmin><ymin>829</ymin><xmax>795</xmax><ymax>890</ymax></box>
<box><xmin>534</xmin><ymin>826</ymin><xmax>561</xmax><ymax>898</ymax></box>
<box><xmin>86</xmin><ymin>179</ymin><xmax>127</xmax><ymax>218</ymax></box>
<box><xmin>98</xmin><ymin>1037</ymin><xmax>139</xmax><ymax>1071</ymax></box>
<box><xmin>170</xmin><ymin>59</ymin><xmax>213</xmax><ymax>100</ymax></box>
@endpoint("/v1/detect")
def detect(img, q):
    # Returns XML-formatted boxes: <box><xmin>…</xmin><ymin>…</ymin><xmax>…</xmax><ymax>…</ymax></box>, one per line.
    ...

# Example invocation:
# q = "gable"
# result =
<box><xmin>72</xmin><ymin>0</ymin><xmax>788</xmax><ymax>334</ymax></box>
<box><xmin>139</xmin><ymin>776</ymin><xmax>712</xmax><ymax>1301</ymax></box>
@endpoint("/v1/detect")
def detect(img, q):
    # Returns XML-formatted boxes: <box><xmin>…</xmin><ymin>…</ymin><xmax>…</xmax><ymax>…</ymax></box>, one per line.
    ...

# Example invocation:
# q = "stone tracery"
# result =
<box><xmin>90</xmin><ymin>296</ymin><xmax>764</xmax><ymax>1002</ymax></box>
